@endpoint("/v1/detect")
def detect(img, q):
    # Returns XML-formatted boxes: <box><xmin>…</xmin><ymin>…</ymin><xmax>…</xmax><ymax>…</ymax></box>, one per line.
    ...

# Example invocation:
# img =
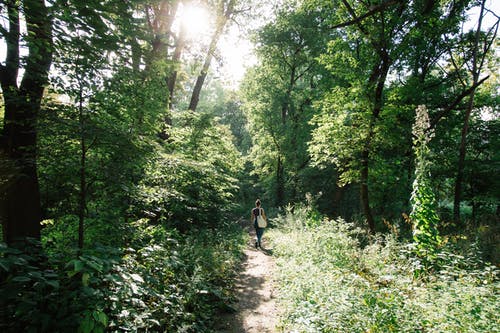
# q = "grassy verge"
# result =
<box><xmin>268</xmin><ymin>207</ymin><xmax>499</xmax><ymax>333</ymax></box>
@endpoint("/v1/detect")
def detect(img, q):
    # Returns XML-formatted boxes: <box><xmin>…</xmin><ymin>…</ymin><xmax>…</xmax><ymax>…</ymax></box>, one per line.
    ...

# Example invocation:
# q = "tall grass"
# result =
<box><xmin>268</xmin><ymin>207</ymin><xmax>499</xmax><ymax>332</ymax></box>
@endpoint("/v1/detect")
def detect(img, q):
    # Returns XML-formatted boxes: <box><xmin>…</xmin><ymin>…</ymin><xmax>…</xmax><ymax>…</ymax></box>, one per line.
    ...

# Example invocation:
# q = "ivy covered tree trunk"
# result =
<box><xmin>411</xmin><ymin>105</ymin><xmax>441</xmax><ymax>257</ymax></box>
<box><xmin>0</xmin><ymin>0</ymin><xmax>53</xmax><ymax>245</ymax></box>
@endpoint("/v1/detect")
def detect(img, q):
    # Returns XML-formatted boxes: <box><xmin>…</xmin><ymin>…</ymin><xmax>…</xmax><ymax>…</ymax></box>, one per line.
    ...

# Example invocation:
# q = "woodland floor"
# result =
<box><xmin>215</xmin><ymin>225</ymin><xmax>279</xmax><ymax>332</ymax></box>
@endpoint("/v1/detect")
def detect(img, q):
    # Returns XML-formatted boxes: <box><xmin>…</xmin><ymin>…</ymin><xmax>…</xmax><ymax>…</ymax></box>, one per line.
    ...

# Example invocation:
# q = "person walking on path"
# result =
<box><xmin>251</xmin><ymin>199</ymin><xmax>267</xmax><ymax>249</ymax></box>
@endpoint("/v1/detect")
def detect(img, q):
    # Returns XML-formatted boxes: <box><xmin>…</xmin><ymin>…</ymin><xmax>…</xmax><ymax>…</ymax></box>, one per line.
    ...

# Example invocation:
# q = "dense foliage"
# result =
<box><xmin>243</xmin><ymin>0</ymin><xmax>499</xmax><ymax>235</ymax></box>
<box><xmin>0</xmin><ymin>223</ymin><xmax>245</xmax><ymax>332</ymax></box>
<box><xmin>268</xmin><ymin>208</ymin><xmax>499</xmax><ymax>332</ymax></box>
<box><xmin>0</xmin><ymin>0</ymin><xmax>498</xmax><ymax>331</ymax></box>
<box><xmin>1</xmin><ymin>0</ymin><xmax>249</xmax><ymax>331</ymax></box>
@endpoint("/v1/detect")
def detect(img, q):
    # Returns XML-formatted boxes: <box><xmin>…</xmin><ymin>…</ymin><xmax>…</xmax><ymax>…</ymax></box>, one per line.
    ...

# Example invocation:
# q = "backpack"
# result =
<box><xmin>255</xmin><ymin>208</ymin><xmax>267</xmax><ymax>228</ymax></box>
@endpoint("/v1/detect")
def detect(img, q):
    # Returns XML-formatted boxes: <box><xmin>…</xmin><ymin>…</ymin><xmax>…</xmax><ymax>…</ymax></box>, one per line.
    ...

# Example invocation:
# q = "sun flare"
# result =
<box><xmin>180</xmin><ymin>4</ymin><xmax>211</xmax><ymax>39</ymax></box>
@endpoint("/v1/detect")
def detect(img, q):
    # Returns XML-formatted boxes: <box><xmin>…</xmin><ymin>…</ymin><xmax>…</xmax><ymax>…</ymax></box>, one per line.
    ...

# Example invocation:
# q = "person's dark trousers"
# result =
<box><xmin>255</xmin><ymin>227</ymin><xmax>264</xmax><ymax>248</ymax></box>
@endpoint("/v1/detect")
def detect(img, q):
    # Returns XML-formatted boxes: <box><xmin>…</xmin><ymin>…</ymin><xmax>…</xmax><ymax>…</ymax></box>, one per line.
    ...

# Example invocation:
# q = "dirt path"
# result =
<box><xmin>216</xmin><ymin>228</ymin><xmax>279</xmax><ymax>332</ymax></box>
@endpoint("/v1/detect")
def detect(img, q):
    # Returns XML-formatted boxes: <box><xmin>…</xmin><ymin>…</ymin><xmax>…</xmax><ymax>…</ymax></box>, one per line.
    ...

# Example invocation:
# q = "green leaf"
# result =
<box><xmin>45</xmin><ymin>279</ymin><xmax>60</xmax><ymax>289</ymax></box>
<box><xmin>12</xmin><ymin>276</ymin><xmax>31</xmax><ymax>283</ymax></box>
<box><xmin>82</xmin><ymin>272</ymin><xmax>90</xmax><ymax>286</ymax></box>
<box><xmin>74</xmin><ymin>260</ymin><xmax>84</xmax><ymax>272</ymax></box>
<box><xmin>79</xmin><ymin>314</ymin><xmax>94</xmax><ymax>333</ymax></box>
<box><xmin>92</xmin><ymin>310</ymin><xmax>108</xmax><ymax>328</ymax></box>
<box><xmin>97</xmin><ymin>311</ymin><xmax>108</xmax><ymax>326</ymax></box>
<box><xmin>0</xmin><ymin>261</ymin><xmax>10</xmax><ymax>271</ymax></box>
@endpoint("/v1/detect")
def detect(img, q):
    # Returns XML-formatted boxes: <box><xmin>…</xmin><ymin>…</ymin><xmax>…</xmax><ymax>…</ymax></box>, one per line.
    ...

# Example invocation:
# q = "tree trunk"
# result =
<box><xmin>360</xmin><ymin>147</ymin><xmax>375</xmax><ymax>233</ymax></box>
<box><xmin>360</xmin><ymin>54</ymin><xmax>390</xmax><ymax>234</ymax></box>
<box><xmin>189</xmin><ymin>0</ymin><xmax>235</xmax><ymax>111</ymax></box>
<box><xmin>276</xmin><ymin>155</ymin><xmax>285</xmax><ymax>207</ymax></box>
<box><xmin>78</xmin><ymin>89</ymin><xmax>86</xmax><ymax>250</ymax></box>
<box><xmin>167</xmin><ymin>25</ymin><xmax>187</xmax><ymax>113</ymax></box>
<box><xmin>159</xmin><ymin>25</ymin><xmax>187</xmax><ymax>140</ymax></box>
<box><xmin>453</xmin><ymin>93</ymin><xmax>475</xmax><ymax>225</ymax></box>
<box><xmin>0</xmin><ymin>0</ymin><xmax>52</xmax><ymax>245</ymax></box>
<box><xmin>1</xmin><ymin>92</ymin><xmax>43</xmax><ymax>244</ymax></box>
<box><xmin>145</xmin><ymin>1</ymin><xmax>180</xmax><ymax>67</ymax></box>
<box><xmin>453</xmin><ymin>0</ymin><xmax>489</xmax><ymax>225</ymax></box>
<box><xmin>144</xmin><ymin>1</ymin><xmax>180</xmax><ymax>140</ymax></box>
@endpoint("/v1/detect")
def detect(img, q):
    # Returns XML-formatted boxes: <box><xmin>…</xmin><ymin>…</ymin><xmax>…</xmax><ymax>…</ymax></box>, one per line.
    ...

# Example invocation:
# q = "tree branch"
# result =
<box><xmin>445</xmin><ymin>42</ymin><xmax>467</xmax><ymax>87</ymax></box>
<box><xmin>485</xmin><ymin>8</ymin><xmax>499</xmax><ymax>20</ymax></box>
<box><xmin>478</xmin><ymin>18</ymin><xmax>499</xmax><ymax>72</ymax></box>
<box><xmin>0</xmin><ymin>0</ymin><xmax>20</xmax><ymax>89</ymax></box>
<box><xmin>338</xmin><ymin>0</ymin><xmax>368</xmax><ymax>35</ymax></box>
<box><xmin>0</xmin><ymin>26</ymin><xmax>7</xmax><ymax>37</ymax></box>
<box><xmin>332</xmin><ymin>0</ymin><xmax>401</xmax><ymax>30</ymax></box>
<box><xmin>429</xmin><ymin>75</ymin><xmax>489</xmax><ymax>129</ymax></box>
<box><xmin>231</xmin><ymin>7</ymin><xmax>251</xmax><ymax>16</ymax></box>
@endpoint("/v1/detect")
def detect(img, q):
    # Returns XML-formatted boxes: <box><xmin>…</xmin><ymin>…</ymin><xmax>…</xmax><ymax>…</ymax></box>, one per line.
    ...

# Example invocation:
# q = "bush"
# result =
<box><xmin>268</xmin><ymin>210</ymin><xmax>499</xmax><ymax>332</ymax></box>
<box><xmin>0</xmin><ymin>240</ymin><xmax>116</xmax><ymax>333</ymax></box>
<box><xmin>0</xmin><ymin>221</ymin><xmax>246</xmax><ymax>333</ymax></box>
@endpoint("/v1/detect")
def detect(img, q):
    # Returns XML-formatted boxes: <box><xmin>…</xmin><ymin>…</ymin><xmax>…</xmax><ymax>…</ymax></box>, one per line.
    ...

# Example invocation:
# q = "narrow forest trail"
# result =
<box><xmin>216</xmin><ymin>226</ymin><xmax>279</xmax><ymax>332</ymax></box>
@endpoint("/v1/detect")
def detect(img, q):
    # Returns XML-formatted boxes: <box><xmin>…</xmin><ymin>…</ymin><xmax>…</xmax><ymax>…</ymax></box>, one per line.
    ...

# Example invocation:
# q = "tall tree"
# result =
<box><xmin>308</xmin><ymin>0</ymin><xmax>474</xmax><ymax>232</ymax></box>
<box><xmin>188</xmin><ymin>0</ymin><xmax>236</xmax><ymax>111</ymax></box>
<box><xmin>451</xmin><ymin>0</ymin><xmax>498</xmax><ymax>224</ymax></box>
<box><xmin>144</xmin><ymin>0</ymin><xmax>181</xmax><ymax>69</ymax></box>
<box><xmin>141</xmin><ymin>0</ymin><xmax>181</xmax><ymax>138</ymax></box>
<box><xmin>311</xmin><ymin>0</ymin><xmax>407</xmax><ymax>232</ymax></box>
<box><xmin>0</xmin><ymin>0</ymin><xmax>53</xmax><ymax>244</ymax></box>
<box><xmin>242</xmin><ymin>4</ymin><xmax>331</xmax><ymax>207</ymax></box>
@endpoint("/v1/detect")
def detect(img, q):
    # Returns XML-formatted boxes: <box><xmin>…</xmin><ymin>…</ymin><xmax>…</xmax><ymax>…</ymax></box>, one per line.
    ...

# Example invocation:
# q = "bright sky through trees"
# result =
<box><xmin>219</xmin><ymin>25</ymin><xmax>257</xmax><ymax>88</ymax></box>
<box><xmin>0</xmin><ymin>1</ymin><xmax>498</xmax><ymax>88</ymax></box>
<box><xmin>176</xmin><ymin>1</ymin><xmax>257</xmax><ymax>88</ymax></box>
<box><xmin>179</xmin><ymin>2</ymin><xmax>211</xmax><ymax>40</ymax></box>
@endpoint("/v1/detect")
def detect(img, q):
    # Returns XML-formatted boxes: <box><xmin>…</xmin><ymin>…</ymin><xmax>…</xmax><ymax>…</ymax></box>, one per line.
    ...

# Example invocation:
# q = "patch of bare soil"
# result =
<box><xmin>215</xmin><ymin>228</ymin><xmax>279</xmax><ymax>333</ymax></box>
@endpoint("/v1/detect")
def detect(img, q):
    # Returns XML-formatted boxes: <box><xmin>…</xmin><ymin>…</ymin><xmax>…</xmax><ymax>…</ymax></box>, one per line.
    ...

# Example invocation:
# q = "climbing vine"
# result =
<box><xmin>410</xmin><ymin>105</ymin><xmax>441</xmax><ymax>259</ymax></box>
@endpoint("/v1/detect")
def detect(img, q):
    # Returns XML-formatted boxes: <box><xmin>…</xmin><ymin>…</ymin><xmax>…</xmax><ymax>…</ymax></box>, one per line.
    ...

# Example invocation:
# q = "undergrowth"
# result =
<box><xmin>268</xmin><ymin>206</ymin><xmax>499</xmax><ymax>333</ymax></box>
<box><xmin>0</xmin><ymin>219</ymin><xmax>246</xmax><ymax>332</ymax></box>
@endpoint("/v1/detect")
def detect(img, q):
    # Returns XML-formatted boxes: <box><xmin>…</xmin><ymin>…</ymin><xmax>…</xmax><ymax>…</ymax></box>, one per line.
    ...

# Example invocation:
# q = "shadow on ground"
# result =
<box><xmin>214</xmin><ymin>225</ymin><xmax>277</xmax><ymax>332</ymax></box>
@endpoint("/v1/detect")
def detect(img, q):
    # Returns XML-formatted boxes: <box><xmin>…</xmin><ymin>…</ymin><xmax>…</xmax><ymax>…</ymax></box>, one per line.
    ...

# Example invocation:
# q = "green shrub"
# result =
<box><xmin>0</xmin><ymin>221</ymin><xmax>246</xmax><ymax>332</ymax></box>
<box><xmin>0</xmin><ymin>240</ymin><xmax>117</xmax><ymax>333</ymax></box>
<box><xmin>268</xmin><ymin>210</ymin><xmax>499</xmax><ymax>333</ymax></box>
